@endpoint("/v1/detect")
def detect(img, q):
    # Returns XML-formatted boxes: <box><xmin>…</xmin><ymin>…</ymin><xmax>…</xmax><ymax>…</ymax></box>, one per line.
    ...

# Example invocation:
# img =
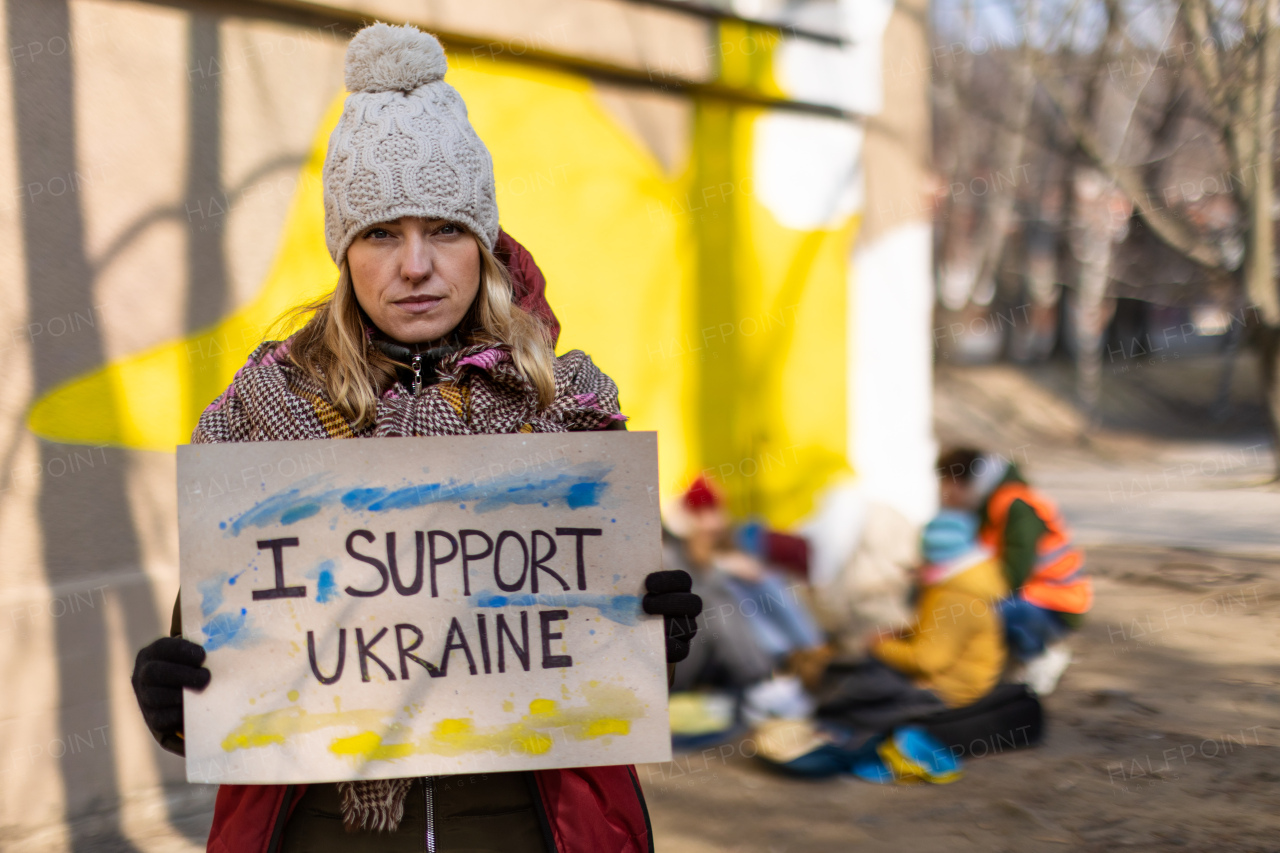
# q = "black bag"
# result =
<box><xmin>911</xmin><ymin>683</ymin><xmax>1043</xmax><ymax>759</ymax></box>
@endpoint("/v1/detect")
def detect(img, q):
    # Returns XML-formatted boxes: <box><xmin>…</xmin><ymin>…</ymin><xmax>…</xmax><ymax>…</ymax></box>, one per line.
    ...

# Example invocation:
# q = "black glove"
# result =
<box><xmin>131</xmin><ymin>637</ymin><xmax>210</xmax><ymax>753</ymax></box>
<box><xmin>643</xmin><ymin>570</ymin><xmax>702</xmax><ymax>663</ymax></box>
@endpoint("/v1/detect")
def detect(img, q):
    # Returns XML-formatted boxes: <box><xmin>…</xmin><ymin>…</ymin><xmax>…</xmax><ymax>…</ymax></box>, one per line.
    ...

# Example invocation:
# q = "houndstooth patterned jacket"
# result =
<box><xmin>190</xmin><ymin>336</ymin><xmax>625</xmax><ymax>832</ymax></box>
<box><xmin>192</xmin><ymin>339</ymin><xmax>625</xmax><ymax>445</ymax></box>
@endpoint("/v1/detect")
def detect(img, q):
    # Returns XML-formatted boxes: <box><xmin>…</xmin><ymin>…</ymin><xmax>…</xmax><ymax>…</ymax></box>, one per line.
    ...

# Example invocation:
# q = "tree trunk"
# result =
<box><xmin>1249</xmin><ymin>0</ymin><xmax>1280</xmax><ymax>476</ymax></box>
<box><xmin>971</xmin><ymin>0</ymin><xmax>1038</xmax><ymax>304</ymax></box>
<box><xmin>1257</xmin><ymin>324</ymin><xmax>1280</xmax><ymax>481</ymax></box>
<box><xmin>1073</xmin><ymin>233</ymin><xmax>1113</xmax><ymax>416</ymax></box>
<box><xmin>1069</xmin><ymin>167</ymin><xmax>1130</xmax><ymax>417</ymax></box>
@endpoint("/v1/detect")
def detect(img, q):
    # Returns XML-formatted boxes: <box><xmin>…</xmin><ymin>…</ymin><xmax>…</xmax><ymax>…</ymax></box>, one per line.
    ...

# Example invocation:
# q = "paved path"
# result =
<box><xmin>1032</xmin><ymin>440</ymin><xmax>1279</xmax><ymax>558</ymax></box>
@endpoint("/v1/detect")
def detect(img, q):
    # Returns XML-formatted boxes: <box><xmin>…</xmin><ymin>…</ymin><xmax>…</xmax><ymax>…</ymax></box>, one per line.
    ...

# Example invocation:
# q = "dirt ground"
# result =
<box><xmin>59</xmin><ymin>360</ymin><xmax>1280</xmax><ymax>853</ymax></box>
<box><xmin>643</xmin><ymin>360</ymin><xmax>1280</xmax><ymax>853</ymax></box>
<box><xmin>643</xmin><ymin>545</ymin><xmax>1280</xmax><ymax>853</ymax></box>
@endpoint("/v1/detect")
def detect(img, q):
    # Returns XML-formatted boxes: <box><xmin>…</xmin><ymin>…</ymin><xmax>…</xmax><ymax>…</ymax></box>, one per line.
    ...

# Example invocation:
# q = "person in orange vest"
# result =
<box><xmin>936</xmin><ymin>448</ymin><xmax>1093</xmax><ymax>663</ymax></box>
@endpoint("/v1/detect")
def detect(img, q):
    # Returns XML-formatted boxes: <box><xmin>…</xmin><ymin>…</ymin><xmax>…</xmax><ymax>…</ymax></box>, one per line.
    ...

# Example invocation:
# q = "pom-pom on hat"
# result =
<box><xmin>683</xmin><ymin>476</ymin><xmax>723</xmax><ymax>511</ymax></box>
<box><xmin>344</xmin><ymin>23</ymin><xmax>449</xmax><ymax>93</ymax></box>
<box><xmin>323</xmin><ymin>23</ymin><xmax>499</xmax><ymax>266</ymax></box>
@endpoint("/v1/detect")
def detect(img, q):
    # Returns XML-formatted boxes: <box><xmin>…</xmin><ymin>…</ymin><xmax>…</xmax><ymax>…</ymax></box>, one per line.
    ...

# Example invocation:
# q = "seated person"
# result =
<box><xmin>936</xmin><ymin>447</ymin><xmax>1092</xmax><ymax>665</ymax></box>
<box><xmin>814</xmin><ymin>510</ymin><xmax>1008</xmax><ymax>731</ymax></box>
<box><xmin>803</xmin><ymin>493</ymin><xmax>918</xmax><ymax>658</ymax></box>
<box><xmin>665</xmin><ymin>478</ymin><xmax>824</xmax><ymax>703</ymax></box>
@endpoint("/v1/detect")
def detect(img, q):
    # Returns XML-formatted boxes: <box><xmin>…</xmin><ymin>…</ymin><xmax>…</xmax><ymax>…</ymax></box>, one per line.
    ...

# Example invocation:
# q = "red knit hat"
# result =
<box><xmin>683</xmin><ymin>476</ymin><xmax>722</xmax><ymax>511</ymax></box>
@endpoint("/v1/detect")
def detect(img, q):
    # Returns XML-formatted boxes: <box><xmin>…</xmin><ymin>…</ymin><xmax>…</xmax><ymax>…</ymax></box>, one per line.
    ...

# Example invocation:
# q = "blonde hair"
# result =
<box><xmin>282</xmin><ymin>237</ymin><xmax>555</xmax><ymax>428</ymax></box>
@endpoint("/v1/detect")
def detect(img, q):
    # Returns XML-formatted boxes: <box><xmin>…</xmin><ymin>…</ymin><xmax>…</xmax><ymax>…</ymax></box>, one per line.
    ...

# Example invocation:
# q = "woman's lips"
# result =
<box><xmin>393</xmin><ymin>295</ymin><xmax>444</xmax><ymax>315</ymax></box>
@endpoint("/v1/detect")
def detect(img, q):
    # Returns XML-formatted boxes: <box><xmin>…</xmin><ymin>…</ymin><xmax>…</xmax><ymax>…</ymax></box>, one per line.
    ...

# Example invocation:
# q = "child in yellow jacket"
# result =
<box><xmin>872</xmin><ymin>510</ymin><xmax>1009</xmax><ymax>708</ymax></box>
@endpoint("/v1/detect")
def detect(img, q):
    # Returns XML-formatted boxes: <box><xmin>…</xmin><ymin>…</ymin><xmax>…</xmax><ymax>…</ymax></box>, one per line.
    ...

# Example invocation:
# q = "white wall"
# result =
<box><xmin>849</xmin><ymin>220</ymin><xmax>938</xmax><ymax>524</ymax></box>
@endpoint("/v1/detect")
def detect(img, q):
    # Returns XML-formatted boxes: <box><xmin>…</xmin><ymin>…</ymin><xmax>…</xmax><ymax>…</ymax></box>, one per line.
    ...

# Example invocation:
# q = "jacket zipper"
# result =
<box><xmin>265</xmin><ymin>785</ymin><xmax>296</xmax><ymax>853</ymax></box>
<box><xmin>411</xmin><ymin>354</ymin><xmax>423</xmax><ymax>397</ymax></box>
<box><xmin>424</xmin><ymin>776</ymin><xmax>436</xmax><ymax>853</ymax></box>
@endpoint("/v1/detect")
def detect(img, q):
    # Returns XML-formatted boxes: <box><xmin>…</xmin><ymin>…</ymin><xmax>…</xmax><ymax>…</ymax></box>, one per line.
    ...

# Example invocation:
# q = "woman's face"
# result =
<box><xmin>346</xmin><ymin>216</ymin><xmax>481</xmax><ymax>346</ymax></box>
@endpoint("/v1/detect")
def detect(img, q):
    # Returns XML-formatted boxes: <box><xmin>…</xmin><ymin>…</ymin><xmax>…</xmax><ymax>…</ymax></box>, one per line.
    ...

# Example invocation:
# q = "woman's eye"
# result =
<box><xmin>438</xmin><ymin>223</ymin><xmax>460</xmax><ymax>235</ymax></box>
<box><xmin>365</xmin><ymin>228</ymin><xmax>391</xmax><ymax>239</ymax></box>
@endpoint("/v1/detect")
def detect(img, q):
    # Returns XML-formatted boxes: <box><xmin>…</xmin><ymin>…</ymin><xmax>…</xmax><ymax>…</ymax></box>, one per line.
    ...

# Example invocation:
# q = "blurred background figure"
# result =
<box><xmin>802</xmin><ymin>489</ymin><xmax>918</xmax><ymax>659</ymax></box>
<box><xmin>937</xmin><ymin>446</ymin><xmax>1090</xmax><ymax>694</ymax></box>
<box><xmin>664</xmin><ymin>477</ymin><xmax>822</xmax><ymax>723</ymax></box>
<box><xmin>813</xmin><ymin>509</ymin><xmax>1008</xmax><ymax>731</ymax></box>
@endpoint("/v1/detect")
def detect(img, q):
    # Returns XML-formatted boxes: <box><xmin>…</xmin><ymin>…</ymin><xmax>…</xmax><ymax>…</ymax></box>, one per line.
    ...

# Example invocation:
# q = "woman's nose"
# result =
<box><xmin>400</xmin><ymin>232</ymin><xmax>433</xmax><ymax>282</ymax></box>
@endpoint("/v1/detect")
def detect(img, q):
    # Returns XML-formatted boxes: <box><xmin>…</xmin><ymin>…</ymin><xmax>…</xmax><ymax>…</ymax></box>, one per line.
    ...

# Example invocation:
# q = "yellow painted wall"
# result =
<box><xmin>26</xmin><ymin>47</ymin><xmax>854</xmax><ymax>525</ymax></box>
<box><xmin>0</xmin><ymin>1</ymin><xmax>867</xmax><ymax>845</ymax></box>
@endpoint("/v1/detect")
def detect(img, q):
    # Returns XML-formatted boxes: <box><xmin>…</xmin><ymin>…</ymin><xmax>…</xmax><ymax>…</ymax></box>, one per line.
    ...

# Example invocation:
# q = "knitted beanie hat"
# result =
<box><xmin>920</xmin><ymin>509</ymin><xmax>978</xmax><ymax>564</ymax></box>
<box><xmin>323</xmin><ymin>23</ymin><xmax>498</xmax><ymax>266</ymax></box>
<box><xmin>683</xmin><ymin>476</ymin><xmax>723</xmax><ymax>511</ymax></box>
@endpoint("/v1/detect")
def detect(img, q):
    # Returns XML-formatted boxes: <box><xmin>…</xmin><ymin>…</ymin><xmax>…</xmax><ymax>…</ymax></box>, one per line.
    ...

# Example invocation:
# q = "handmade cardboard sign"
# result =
<box><xmin>176</xmin><ymin>432</ymin><xmax>670</xmax><ymax>784</ymax></box>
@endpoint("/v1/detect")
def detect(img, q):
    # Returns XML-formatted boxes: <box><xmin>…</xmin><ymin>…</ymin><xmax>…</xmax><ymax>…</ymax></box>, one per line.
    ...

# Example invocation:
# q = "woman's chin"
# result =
<box><xmin>380</xmin><ymin>320</ymin><xmax>457</xmax><ymax>347</ymax></box>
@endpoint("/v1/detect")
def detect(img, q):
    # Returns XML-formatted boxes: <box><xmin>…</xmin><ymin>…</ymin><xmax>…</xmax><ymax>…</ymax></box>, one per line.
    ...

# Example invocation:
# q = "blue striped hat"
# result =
<box><xmin>921</xmin><ymin>510</ymin><xmax>978</xmax><ymax>564</ymax></box>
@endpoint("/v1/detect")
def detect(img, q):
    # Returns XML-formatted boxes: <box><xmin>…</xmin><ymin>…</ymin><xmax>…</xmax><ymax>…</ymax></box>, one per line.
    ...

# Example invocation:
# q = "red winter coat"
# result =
<box><xmin>207</xmin><ymin>766</ymin><xmax>653</xmax><ymax>853</ymax></box>
<box><xmin>200</xmin><ymin>232</ymin><xmax>651</xmax><ymax>852</ymax></box>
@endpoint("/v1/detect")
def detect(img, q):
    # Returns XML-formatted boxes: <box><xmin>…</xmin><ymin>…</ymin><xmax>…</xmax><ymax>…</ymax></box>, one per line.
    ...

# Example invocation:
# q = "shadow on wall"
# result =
<box><xmin>5</xmin><ymin>0</ymin><xmax>208</xmax><ymax>847</ymax></box>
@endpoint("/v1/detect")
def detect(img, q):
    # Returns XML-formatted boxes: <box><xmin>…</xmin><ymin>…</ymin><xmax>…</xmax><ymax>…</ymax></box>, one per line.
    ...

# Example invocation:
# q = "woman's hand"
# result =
<box><xmin>131</xmin><ymin>637</ymin><xmax>211</xmax><ymax>752</ymax></box>
<box><xmin>642</xmin><ymin>570</ymin><xmax>702</xmax><ymax>663</ymax></box>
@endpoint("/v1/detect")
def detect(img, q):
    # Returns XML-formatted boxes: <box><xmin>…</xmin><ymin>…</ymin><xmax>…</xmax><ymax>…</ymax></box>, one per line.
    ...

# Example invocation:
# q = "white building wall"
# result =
<box><xmin>850</xmin><ymin>220</ymin><xmax>938</xmax><ymax>524</ymax></box>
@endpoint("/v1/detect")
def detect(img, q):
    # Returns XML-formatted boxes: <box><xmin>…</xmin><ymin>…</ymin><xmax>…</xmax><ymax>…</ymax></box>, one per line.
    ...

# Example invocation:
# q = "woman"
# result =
<box><xmin>130</xmin><ymin>23</ymin><xmax>701</xmax><ymax>853</ymax></box>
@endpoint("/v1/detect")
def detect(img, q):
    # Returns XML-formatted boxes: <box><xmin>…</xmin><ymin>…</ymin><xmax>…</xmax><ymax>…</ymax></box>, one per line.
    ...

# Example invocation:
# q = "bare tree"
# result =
<box><xmin>935</xmin><ymin>0</ymin><xmax>1280</xmax><ymax>465</ymax></box>
<box><xmin>1054</xmin><ymin>0</ymin><xmax>1280</xmax><ymax>462</ymax></box>
<box><xmin>971</xmin><ymin>0</ymin><xmax>1041</xmax><ymax>305</ymax></box>
<box><xmin>1180</xmin><ymin>0</ymin><xmax>1280</xmax><ymax>462</ymax></box>
<box><xmin>1054</xmin><ymin>1</ymin><xmax>1162</xmax><ymax>413</ymax></box>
